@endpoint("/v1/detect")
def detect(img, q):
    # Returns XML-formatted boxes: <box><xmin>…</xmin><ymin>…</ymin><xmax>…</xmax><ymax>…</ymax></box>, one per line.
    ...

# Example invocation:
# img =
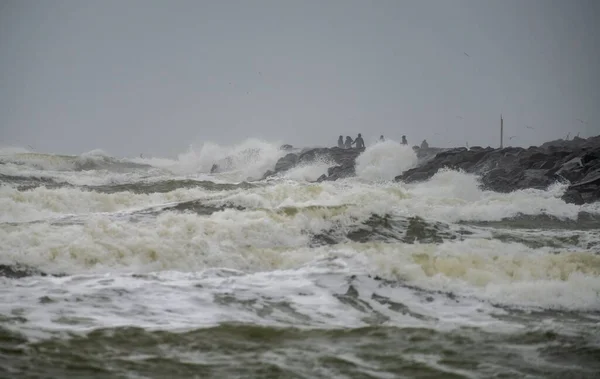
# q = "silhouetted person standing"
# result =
<box><xmin>354</xmin><ymin>133</ymin><xmax>365</xmax><ymax>148</ymax></box>
<box><xmin>344</xmin><ymin>136</ymin><xmax>353</xmax><ymax>149</ymax></box>
<box><xmin>379</xmin><ymin>135</ymin><xmax>385</xmax><ymax>142</ymax></box>
<box><xmin>401</xmin><ymin>135</ymin><xmax>408</xmax><ymax>145</ymax></box>
<box><xmin>337</xmin><ymin>135</ymin><xmax>344</xmax><ymax>148</ymax></box>
<box><xmin>420</xmin><ymin>139</ymin><xmax>429</xmax><ymax>149</ymax></box>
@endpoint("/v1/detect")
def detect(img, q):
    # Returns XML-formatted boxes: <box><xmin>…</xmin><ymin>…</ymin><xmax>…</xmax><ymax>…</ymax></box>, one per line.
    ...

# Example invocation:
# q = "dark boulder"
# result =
<box><xmin>555</xmin><ymin>158</ymin><xmax>585</xmax><ymax>182</ymax></box>
<box><xmin>581</xmin><ymin>149</ymin><xmax>600</xmax><ymax>165</ymax></box>
<box><xmin>570</xmin><ymin>168</ymin><xmax>600</xmax><ymax>188</ymax></box>
<box><xmin>320</xmin><ymin>161</ymin><xmax>356</xmax><ymax>181</ymax></box>
<box><xmin>0</xmin><ymin>264</ymin><xmax>60</xmax><ymax>279</ymax></box>
<box><xmin>275</xmin><ymin>153</ymin><xmax>298</xmax><ymax>172</ymax></box>
<box><xmin>402</xmin><ymin>171</ymin><xmax>434</xmax><ymax>183</ymax></box>
<box><xmin>561</xmin><ymin>189</ymin><xmax>585</xmax><ymax>205</ymax></box>
<box><xmin>262</xmin><ymin>170</ymin><xmax>275</xmax><ymax>179</ymax></box>
<box><xmin>518</xmin><ymin>169</ymin><xmax>554</xmax><ymax>189</ymax></box>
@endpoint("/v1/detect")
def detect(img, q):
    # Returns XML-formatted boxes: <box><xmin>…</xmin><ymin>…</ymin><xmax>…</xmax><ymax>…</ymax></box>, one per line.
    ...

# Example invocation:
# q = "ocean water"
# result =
<box><xmin>1</xmin><ymin>140</ymin><xmax>599</xmax><ymax>379</ymax></box>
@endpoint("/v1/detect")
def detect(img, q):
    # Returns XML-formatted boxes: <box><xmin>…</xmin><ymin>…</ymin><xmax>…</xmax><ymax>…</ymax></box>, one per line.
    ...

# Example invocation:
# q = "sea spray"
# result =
<box><xmin>280</xmin><ymin>154</ymin><xmax>336</xmax><ymax>182</ymax></box>
<box><xmin>355</xmin><ymin>140</ymin><xmax>419</xmax><ymax>181</ymax></box>
<box><xmin>132</xmin><ymin>138</ymin><xmax>285</xmax><ymax>180</ymax></box>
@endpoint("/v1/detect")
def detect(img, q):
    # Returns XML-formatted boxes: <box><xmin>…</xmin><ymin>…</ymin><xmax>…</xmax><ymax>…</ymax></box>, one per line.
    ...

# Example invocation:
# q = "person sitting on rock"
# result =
<box><xmin>353</xmin><ymin>133</ymin><xmax>365</xmax><ymax>148</ymax></box>
<box><xmin>420</xmin><ymin>139</ymin><xmax>429</xmax><ymax>149</ymax></box>
<box><xmin>401</xmin><ymin>135</ymin><xmax>408</xmax><ymax>145</ymax></box>
<box><xmin>345</xmin><ymin>136</ymin><xmax>354</xmax><ymax>149</ymax></box>
<box><xmin>337</xmin><ymin>135</ymin><xmax>344</xmax><ymax>148</ymax></box>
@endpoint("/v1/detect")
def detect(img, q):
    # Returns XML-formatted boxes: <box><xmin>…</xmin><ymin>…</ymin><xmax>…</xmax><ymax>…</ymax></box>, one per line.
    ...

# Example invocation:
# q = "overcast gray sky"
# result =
<box><xmin>1</xmin><ymin>0</ymin><xmax>598</xmax><ymax>157</ymax></box>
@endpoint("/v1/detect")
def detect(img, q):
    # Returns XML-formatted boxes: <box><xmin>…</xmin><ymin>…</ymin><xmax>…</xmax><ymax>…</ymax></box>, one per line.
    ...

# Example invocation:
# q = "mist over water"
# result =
<box><xmin>1</xmin><ymin>139</ymin><xmax>599</xmax><ymax>378</ymax></box>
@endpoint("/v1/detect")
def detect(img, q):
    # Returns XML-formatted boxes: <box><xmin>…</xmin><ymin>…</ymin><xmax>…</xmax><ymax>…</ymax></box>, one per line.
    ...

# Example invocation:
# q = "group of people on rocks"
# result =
<box><xmin>337</xmin><ymin>134</ymin><xmax>366</xmax><ymax>149</ymax></box>
<box><xmin>336</xmin><ymin>134</ymin><xmax>427</xmax><ymax>149</ymax></box>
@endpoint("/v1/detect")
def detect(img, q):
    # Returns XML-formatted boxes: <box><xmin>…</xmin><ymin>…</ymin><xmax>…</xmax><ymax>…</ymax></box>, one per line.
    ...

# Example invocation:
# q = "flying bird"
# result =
<box><xmin>464</xmin><ymin>52</ymin><xmax>470</xmax><ymax>57</ymax></box>
<box><xmin>576</xmin><ymin>118</ymin><xmax>588</xmax><ymax>124</ymax></box>
<box><xmin>525</xmin><ymin>125</ymin><xmax>535</xmax><ymax>130</ymax></box>
<box><xmin>456</xmin><ymin>116</ymin><xmax>464</xmax><ymax>120</ymax></box>
<box><xmin>509</xmin><ymin>136</ymin><xmax>517</xmax><ymax>140</ymax></box>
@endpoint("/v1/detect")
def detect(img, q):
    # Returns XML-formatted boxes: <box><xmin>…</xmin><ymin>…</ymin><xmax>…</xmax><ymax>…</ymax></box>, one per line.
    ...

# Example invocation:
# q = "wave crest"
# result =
<box><xmin>133</xmin><ymin>139</ymin><xmax>285</xmax><ymax>181</ymax></box>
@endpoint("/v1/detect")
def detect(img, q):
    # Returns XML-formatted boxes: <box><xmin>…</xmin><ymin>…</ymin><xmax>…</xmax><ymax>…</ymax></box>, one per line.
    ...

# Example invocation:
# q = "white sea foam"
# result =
<box><xmin>0</xmin><ymin>152</ymin><xmax>79</xmax><ymax>172</ymax></box>
<box><xmin>0</xmin><ymin>149</ymin><xmax>120</xmax><ymax>172</ymax></box>
<box><xmin>130</xmin><ymin>138</ymin><xmax>285</xmax><ymax>181</ymax></box>
<box><xmin>281</xmin><ymin>159</ymin><xmax>333</xmax><ymax>182</ymax></box>
<box><xmin>0</xmin><ymin>140</ymin><xmax>285</xmax><ymax>185</ymax></box>
<box><xmin>1</xmin><ymin>237</ymin><xmax>597</xmax><ymax>340</ymax></box>
<box><xmin>202</xmin><ymin>171</ymin><xmax>595</xmax><ymax>223</ymax></box>
<box><xmin>1</xmin><ymin>167</ymin><xmax>596</xmax><ymax>226</ymax></box>
<box><xmin>357</xmin><ymin>239</ymin><xmax>600</xmax><ymax>310</ymax></box>
<box><xmin>1</xmin><ymin>199</ymin><xmax>598</xmax><ymax>311</ymax></box>
<box><xmin>0</xmin><ymin>266</ymin><xmax>512</xmax><ymax>336</ymax></box>
<box><xmin>1</xmin><ymin>142</ymin><xmax>599</xmax><ymax>339</ymax></box>
<box><xmin>355</xmin><ymin>140</ymin><xmax>419</xmax><ymax>181</ymax></box>
<box><xmin>0</xmin><ymin>185</ymin><xmax>220</xmax><ymax>223</ymax></box>
<box><xmin>403</xmin><ymin>170</ymin><xmax>586</xmax><ymax>223</ymax></box>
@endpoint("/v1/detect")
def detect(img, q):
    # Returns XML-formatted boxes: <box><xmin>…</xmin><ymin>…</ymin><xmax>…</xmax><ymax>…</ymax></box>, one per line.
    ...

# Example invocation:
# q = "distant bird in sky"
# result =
<box><xmin>525</xmin><ymin>125</ymin><xmax>535</xmax><ymax>130</ymax></box>
<box><xmin>509</xmin><ymin>136</ymin><xmax>517</xmax><ymax>140</ymax></box>
<box><xmin>464</xmin><ymin>52</ymin><xmax>470</xmax><ymax>58</ymax></box>
<box><xmin>576</xmin><ymin>118</ymin><xmax>588</xmax><ymax>124</ymax></box>
<box><xmin>456</xmin><ymin>116</ymin><xmax>464</xmax><ymax>120</ymax></box>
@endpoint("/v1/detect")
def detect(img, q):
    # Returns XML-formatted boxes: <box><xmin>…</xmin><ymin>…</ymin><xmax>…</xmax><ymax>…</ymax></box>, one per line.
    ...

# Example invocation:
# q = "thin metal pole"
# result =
<box><xmin>500</xmin><ymin>114</ymin><xmax>504</xmax><ymax>148</ymax></box>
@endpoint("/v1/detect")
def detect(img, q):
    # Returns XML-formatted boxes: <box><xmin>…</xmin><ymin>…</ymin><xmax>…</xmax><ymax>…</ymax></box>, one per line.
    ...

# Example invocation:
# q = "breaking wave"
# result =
<box><xmin>130</xmin><ymin>139</ymin><xmax>286</xmax><ymax>181</ymax></box>
<box><xmin>355</xmin><ymin>140</ymin><xmax>419</xmax><ymax>181</ymax></box>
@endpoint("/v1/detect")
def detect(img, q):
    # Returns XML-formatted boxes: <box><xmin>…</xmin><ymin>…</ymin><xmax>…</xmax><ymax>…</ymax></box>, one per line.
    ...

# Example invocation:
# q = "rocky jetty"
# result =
<box><xmin>261</xmin><ymin>136</ymin><xmax>599</xmax><ymax>204</ymax></box>
<box><xmin>396</xmin><ymin>136</ymin><xmax>600</xmax><ymax>204</ymax></box>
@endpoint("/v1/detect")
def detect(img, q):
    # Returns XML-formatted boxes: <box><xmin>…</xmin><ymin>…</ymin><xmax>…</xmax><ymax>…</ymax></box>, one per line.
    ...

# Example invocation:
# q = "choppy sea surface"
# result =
<box><xmin>1</xmin><ymin>140</ymin><xmax>599</xmax><ymax>379</ymax></box>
